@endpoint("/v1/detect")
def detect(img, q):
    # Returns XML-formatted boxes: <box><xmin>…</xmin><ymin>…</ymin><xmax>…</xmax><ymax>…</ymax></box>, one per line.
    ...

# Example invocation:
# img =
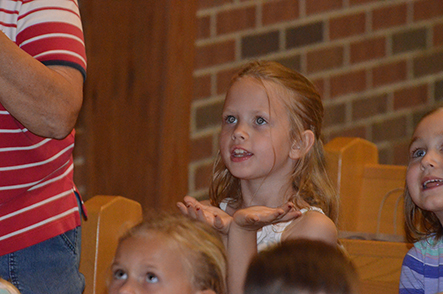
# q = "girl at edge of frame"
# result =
<box><xmin>400</xmin><ymin>107</ymin><xmax>443</xmax><ymax>294</ymax></box>
<box><xmin>178</xmin><ymin>60</ymin><xmax>339</xmax><ymax>294</ymax></box>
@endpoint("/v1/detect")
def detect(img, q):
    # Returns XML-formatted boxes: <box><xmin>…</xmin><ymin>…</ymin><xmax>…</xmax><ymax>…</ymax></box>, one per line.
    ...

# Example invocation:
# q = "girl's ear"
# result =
<box><xmin>289</xmin><ymin>130</ymin><xmax>315</xmax><ymax>160</ymax></box>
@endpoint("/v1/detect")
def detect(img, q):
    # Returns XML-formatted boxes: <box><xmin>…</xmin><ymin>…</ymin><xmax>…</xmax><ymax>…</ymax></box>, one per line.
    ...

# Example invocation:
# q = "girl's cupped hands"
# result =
<box><xmin>232</xmin><ymin>202</ymin><xmax>301</xmax><ymax>231</ymax></box>
<box><xmin>177</xmin><ymin>196</ymin><xmax>232</xmax><ymax>235</ymax></box>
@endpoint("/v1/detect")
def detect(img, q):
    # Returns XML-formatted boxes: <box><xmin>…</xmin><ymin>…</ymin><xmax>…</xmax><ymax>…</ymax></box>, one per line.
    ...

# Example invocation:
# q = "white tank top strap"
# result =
<box><xmin>299</xmin><ymin>206</ymin><xmax>325</xmax><ymax>215</ymax></box>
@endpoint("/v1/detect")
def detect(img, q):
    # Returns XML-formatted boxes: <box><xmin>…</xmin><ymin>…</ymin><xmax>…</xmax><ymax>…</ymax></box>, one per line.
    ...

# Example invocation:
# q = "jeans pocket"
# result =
<box><xmin>59</xmin><ymin>227</ymin><xmax>81</xmax><ymax>256</ymax></box>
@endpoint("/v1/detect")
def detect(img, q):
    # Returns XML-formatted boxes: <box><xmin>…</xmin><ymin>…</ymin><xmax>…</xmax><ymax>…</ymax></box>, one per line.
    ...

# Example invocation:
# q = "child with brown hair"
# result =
<box><xmin>400</xmin><ymin>107</ymin><xmax>443</xmax><ymax>294</ymax></box>
<box><xmin>244</xmin><ymin>239</ymin><xmax>359</xmax><ymax>294</ymax></box>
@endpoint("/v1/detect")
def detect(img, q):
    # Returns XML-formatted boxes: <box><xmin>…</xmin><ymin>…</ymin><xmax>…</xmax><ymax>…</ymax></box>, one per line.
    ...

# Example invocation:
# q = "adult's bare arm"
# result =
<box><xmin>0</xmin><ymin>32</ymin><xmax>83</xmax><ymax>139</ymax></box>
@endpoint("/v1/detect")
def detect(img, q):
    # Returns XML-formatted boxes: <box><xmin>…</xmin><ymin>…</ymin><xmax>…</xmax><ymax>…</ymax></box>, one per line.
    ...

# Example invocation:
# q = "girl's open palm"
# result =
<box><xmin>232</xmin><ymin>203</ymin><xmax>301</xmax><ymax>231</ymax></box>
<box><xmin>177</xmin><ymin>196</ymin><xmax>232</xmax><ymax>235</ymax></box>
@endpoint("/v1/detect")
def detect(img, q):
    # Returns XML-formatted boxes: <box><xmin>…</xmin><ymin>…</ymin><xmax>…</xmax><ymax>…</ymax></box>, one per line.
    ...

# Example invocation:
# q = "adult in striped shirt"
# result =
<box><xmin>400</xmin><ymin>107</ymin><xmax>443</xmax><ymax>294</ymax></box>
<box><xmin>0</xmin><ymin>0</ymin><xmax>86</xmax><ymax>293</ymax></box>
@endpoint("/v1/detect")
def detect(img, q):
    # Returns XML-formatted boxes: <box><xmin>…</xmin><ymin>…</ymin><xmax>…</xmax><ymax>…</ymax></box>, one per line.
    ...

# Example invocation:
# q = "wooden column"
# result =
<box><xmin>76</xmin><ymin>1</ymin><xmax>196</xmax><ymax>211</ymax></box>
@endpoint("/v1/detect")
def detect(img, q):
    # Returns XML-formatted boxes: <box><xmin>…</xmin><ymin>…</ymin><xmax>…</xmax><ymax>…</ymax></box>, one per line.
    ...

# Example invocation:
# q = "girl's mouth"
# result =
<box><xmin>231</xmin><ymin>148</ymin><xmax>253</xmax><ymax>158</ymax></box>
<box><xmin>422</xmin><ymin>179</ymin><xmax>443</xmax><ymax>190</ymax></box>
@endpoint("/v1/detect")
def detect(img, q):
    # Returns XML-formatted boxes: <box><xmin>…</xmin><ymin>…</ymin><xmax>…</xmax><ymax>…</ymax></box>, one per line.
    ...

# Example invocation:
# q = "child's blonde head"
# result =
<box><xmin>210</xmin><ymin>60</ymin><xmax>337</xmax><ymax>222</ymax></box>
<box><xmin>118</xmin><ymin>213</ymin><xmax>227</xmax><ymax>294</ymax></box>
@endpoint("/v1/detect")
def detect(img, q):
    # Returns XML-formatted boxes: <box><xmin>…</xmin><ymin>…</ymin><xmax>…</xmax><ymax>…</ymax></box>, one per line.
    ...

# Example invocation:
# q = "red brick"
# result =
<box><xmin>372</xmin><ymin>116</ymin><xmax>407</xmax><ymax>142</ymax></box>
<box><xmin>262</xmin><ymin>0</ymin><xmax>300</xmax><ymax>26</ymax></box>
<box><xmin>330</xmin><ymin>70</ymin><xmax>367</xmax><ymax>98</ymax></box>
<box><xmin>414</xmin><ymin>0</ymin><xmax>443</xmax><ymax>21</ymax></box>
<box><xmin>392</xmin><ymin>28</ymin><xmax>427</xmax><ymax>54</ymax></box>
<box><xmin>286</xmin><ymin>22</ymin><xmax>324</xmax><ymax>49</ymax></box>
<box><xmin>372</xmin><ymin>3</ymin><xmax>407</xmax><ymax>31</ymax></box>
<box><xmin>216</xmin><ymin>6</ymin><xmax>256</xmax><ymax>35</ymax></box>
<box><xmin>330</xmin><ymin>12</ymin><xmax>366</xmax><ymax>40</ymax></box>
<box><xmin>194</xmin><ymin>75</ymin><xmax>212</xmax><ymax>100</ymax></box>
<box><xmin>241</xmin><ymin>31</ymin><xmax>280</xmax><ymax>58</ymax></box>
<box><xmin>393</xmin><ymin>84</ymin><xmax>428</xmax><ymax>110</ymax></box>
<box><xmin>306</xmin><ymin>0</ymin><xmax>342</xmax><ymax>15</ymax></box>
<box><xmin>434</xmin><ymin>23</ymin><xmax>443</xmax><ymax>46</ymax></box>
<box><xmin>323</xmin><ymin>102</ymin><xmax>346</xmax><ymax>127</ymax></box>
<box><xmin>195</xmin><ymin>163</ymin><xmax>213</xmax><ymax>190</ymax></box>
<box><xmin>413</xmin><ymin>50</ymin><xmax>443</xmax><ymax>77</ymax></box>
<box><xmin>190</xmin><ymin>135</ymin><xmax>214</xmax><ymax>162</ymax></box>
<box><xmin>198</xmin><ymin>0</ymin><xmax>232</xmax><ymax>10</ymax></box>
<box><xmin>306</xmin><ymin>46</ymin><xmax>344</xmax><ymax>73</ymax></box>
<box><xmin>350</xmin><ymin>37</ymin><xmax>386</xmax><ymax>64</ymax></box>
<box><xmin>352</xmin><ymin>94</ymin><xmax>388</xmax><ymax>121</ymax></box>
<box><xmin>197</xmin><ymin>15</ymin><xmax>210</xmax><ymax>40</ymax></box>
<box><xmin>196</xmin><ymin>101</ymin><xmax>224</xmax><ymax>130</ymax></box>
<box><xmin>372</xmin><ymin>60</ymin><xmax>407</xmax><ymax>87</ymax></box>
<box><xmin>194</xmin><ymin>40</ymin><xmax>236</xmax><ymax>70</ymax></box>
<box><xmin>217</xmin><ymin>67</ymin><xmax>240</xmax><ymax>95</ymax></box>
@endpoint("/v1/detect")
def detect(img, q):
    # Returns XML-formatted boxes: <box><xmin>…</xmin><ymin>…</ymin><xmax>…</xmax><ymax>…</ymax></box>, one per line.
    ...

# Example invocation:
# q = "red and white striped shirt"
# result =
<box><xmin>0</xmin><ymin>0</ymin><xmax>86</xmax><ymax>255</ymax></box>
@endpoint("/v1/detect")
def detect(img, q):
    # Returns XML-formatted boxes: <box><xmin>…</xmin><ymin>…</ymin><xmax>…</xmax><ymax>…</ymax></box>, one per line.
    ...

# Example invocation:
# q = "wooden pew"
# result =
<box><xmin>79</xmin><ymin>195</ymin><xmax>143</xmax><ymax>294</ymax></box>
<box><xmin>325</xmin><ymin>137</ymin><xmax>412</xmax><ymax>294</ymax></box>
<box><xmin>340</xmin><ymin>239</ymin><xmax>412</xmax><ymax>294</ymax></box>
<box><xmin>325</xmin><ymin>137</ymin><xmax>407</xmax><ymax>237</ymax></box>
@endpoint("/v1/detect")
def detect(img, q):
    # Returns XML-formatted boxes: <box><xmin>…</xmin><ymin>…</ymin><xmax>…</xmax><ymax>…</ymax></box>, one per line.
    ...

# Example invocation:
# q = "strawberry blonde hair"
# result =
<box><xmin>210</xmin><ymin>60</ymin><xmax>338</xmax><ymax>223</ymax></box>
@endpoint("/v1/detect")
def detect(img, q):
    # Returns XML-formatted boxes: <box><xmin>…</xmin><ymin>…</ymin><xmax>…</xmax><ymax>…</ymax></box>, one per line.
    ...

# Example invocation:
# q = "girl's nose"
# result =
<box><xmin>232</xmin><ymin>124</ymin><xmax>248</xmax><ymax>141</ymax></box>
<box><xmin>117</xmin><ymin>282</ymin><xmax>137</xmax><ymax>294</ymax></box>
<box><xmin>421</xmin><ymin>150</ymin><xmax>439</xmax><ymax>170</ymax></box>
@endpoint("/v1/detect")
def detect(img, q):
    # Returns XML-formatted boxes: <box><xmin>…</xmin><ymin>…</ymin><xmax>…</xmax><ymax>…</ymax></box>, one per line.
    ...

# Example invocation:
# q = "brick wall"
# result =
<box><xmin>189</xmin><ymin>0</ymin><xmax>443</xmax><ymax>199</ymax></box>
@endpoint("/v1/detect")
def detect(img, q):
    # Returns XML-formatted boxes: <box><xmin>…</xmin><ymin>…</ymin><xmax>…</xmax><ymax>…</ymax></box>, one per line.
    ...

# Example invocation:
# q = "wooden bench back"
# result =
<box><xmin>340</xmin><ymin>239</ymin><xmax>412</xmax><ymax>294</ymax></box>
<box><xmin>79</xmin><ymin>195</ymin><xmax>143</xmax><ymax>294</ymax></box>
<box><xmin>325</xmin><ymin>137</ymin><xmax>412</xmax><ymax>294</ymax></box>
<box><xmin>325</xmin><ymin>137</ymin><xmax>407</xmax><ymax>237</ymax></box>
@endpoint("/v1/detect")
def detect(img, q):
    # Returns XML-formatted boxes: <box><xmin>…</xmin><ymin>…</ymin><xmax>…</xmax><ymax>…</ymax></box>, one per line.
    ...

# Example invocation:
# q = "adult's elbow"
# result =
<box><xmin>35</xmin><ymin>102</ymin><xmax>81</xmax><ymax>139</ymax></box>
<box><xmin>51</xmin><ymin>109</ymin><xmax>81</xmax><ymax>139</ymax></box>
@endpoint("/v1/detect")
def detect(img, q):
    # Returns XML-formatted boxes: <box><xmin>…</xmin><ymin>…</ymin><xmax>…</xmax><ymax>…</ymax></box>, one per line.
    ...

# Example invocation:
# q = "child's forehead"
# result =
<box><xmin>226</xmin><ymin>77</ymin><xmax>289</xmax><ymax>107</ymax></box>
<box><xmin>416</xmin><ymin>109</ymin><xmax>443</xmax><ymax>130</ymax></box>
<box><xmin>121</xmin><ymin>233</ymin><xmax>187</xmax><ymax>259</ymax></box>
<box><xmin>410</xmin><ymin>109</ymin><xmax>443</xmax><ymax>144</ymax></box>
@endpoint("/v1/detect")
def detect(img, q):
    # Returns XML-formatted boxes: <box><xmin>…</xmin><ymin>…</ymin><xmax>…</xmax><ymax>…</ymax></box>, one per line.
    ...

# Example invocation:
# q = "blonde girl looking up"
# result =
<box><xmin>178</xmin><ymin>60</ymin><xmax>338</xmax><ymax>294</ymax></box>
<box><xmin>108</xmin><ymin>213</ymin><xmax>227</xmax><ymax>294</ymax></box>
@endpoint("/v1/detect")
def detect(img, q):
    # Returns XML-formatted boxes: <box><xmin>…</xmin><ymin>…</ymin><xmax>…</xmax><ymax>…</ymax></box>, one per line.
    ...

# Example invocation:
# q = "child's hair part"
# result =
<box><xmin>210</xmin><ymin>60</ymin><xmax>337</xmax><ymax>222</ymax></box>
<box><xmin>118</xmin><ymin>212</ymin><xmax>227</xmax><ymax>294</ymax></box>
<box><xmin>244</xmin><ymin>239</ymin><xmax>359</xmax><ymax>294</ymax></box>
<box><xmin>404</xmin><ymin>107</ymin><xmax>443</xmax><ymax>243</ymax></box>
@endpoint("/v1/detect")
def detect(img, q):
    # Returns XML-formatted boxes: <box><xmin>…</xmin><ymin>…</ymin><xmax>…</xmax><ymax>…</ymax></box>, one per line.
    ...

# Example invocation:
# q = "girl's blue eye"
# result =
<box><xmin>146</xmin><ymin>273</ymin><xmax>159</xmax><ymax>284</ymax></box>
<box><xmin>113</xmin><ymin>269</ymin><xmax>127</xmax><ymax>280</ymax></box>
<box><xmin>256</xmin><ymin>117</ymin><xmax>267</xmax><ymax>125</ymax></box>
<box><xmin>411</xmin><ymin>148</ymin><xmax>426</xmax><ymax>158</ymax></box>
<box><xmin>225</xmin><ymin>115</ymin><xmax>237</xmax><ymax>124</ymax></box>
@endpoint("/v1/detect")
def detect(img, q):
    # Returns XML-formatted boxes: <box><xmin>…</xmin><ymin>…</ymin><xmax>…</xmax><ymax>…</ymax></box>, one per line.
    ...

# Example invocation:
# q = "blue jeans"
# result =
<box><xmin>0</xmin><ymin>227</ymin><xmax>85</xmax><ymax>294</ymax></box>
